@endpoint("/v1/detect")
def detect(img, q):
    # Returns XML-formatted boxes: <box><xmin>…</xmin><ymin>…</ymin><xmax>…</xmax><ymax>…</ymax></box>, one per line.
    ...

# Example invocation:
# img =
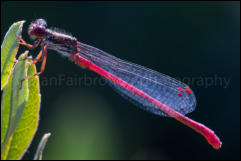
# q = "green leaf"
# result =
<box><xmin>7</xmin><ymin>61</ymin><xmax>41</xmax><ymax>160</ymax></box>
<box><xmin>1</xmin><ymin>68</ymin><xmax>12</xmax><ymax>144</ymax></box>
<box><xmin>1</xmin><ymin>69</ymin><xmax>13</xmax><ymax>158</ymax></box>
<box><xmin>34</xmin><ymin>133</ymin><xmax>51</xmax><ymax>160</ymax></box>
<box><xmin>1</xmin><ymin>51</ymin><xmax>41</xmax><ymax>160</ymax></box>
<box><xmin>1</xmin><ymin>51</ymin><xmax>29</xmax><ymax>159</ymax></box>
<box><xmin>1</xmin><ymin>20</ymin><xmax>25</xmax><ymax>91</ymax></box>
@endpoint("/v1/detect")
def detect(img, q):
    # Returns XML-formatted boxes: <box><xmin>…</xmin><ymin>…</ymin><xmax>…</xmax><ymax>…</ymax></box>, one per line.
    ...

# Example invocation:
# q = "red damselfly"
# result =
<box><xmin>18</xmin><ymin>19</ymin><xmax>222</xmax><ymax>149</ymax></box>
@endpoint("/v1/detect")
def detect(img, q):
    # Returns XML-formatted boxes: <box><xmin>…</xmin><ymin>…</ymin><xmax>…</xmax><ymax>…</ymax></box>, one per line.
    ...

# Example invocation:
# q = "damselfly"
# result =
<box><xmin>18</xmin><ymin>19</ymin><xmax>222</xmax><ymax>149</ymax></box>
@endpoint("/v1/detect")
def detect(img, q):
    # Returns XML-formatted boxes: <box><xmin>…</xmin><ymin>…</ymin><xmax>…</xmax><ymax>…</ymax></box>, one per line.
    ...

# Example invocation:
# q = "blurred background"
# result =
<box><xmin>1</xmin><ymin>1</ymin><xmax>240</xmax><ymax>160</ymax></box>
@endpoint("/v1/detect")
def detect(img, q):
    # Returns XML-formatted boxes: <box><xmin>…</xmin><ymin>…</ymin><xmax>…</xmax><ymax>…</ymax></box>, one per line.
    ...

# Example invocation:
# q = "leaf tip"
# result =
<box><xmin>33</xmin><ymin>132</ymin><xmax>51</xmax><ymax>160</ymax></box>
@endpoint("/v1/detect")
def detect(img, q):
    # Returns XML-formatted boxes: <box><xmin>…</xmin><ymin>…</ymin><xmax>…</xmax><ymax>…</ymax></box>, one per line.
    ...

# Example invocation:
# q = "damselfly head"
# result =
<box><xmin>28</xmin><ymin>19</ymin><xmax>47</xmax><ymax>39</ymax></box>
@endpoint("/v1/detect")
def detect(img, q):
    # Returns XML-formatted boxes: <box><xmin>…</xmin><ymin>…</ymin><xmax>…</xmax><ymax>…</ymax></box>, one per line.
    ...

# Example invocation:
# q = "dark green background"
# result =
<box><xmin>1</xmin><ymin>1</ymin><xmax>240</xmax><ymax>160</ymax></box>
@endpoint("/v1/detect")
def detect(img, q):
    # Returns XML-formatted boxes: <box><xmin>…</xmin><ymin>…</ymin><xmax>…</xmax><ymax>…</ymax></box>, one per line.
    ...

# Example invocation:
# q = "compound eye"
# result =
<box><xmin>34</xmin><ymin>27</ymin><xmax>45</xmax><ymax>35</ymax></box>
<box><xmin>35</xmin><ymin>19</ymin><xmax>47</xmax><ymax>28</ymax></box>
<box><xmin>28</xmin><ymin>19</ymin><xmax>47</xmax><ymax>39</ymax></box>
<box><xmin>28</xmin><ymin>25</ymin><xmax>46</xmax><ymax>39</ymax></box>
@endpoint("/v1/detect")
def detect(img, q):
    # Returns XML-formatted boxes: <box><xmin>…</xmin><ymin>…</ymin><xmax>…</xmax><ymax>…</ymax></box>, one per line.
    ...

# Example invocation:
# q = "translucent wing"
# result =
<box><xmin>77</xmin><ymin>42</ymin><xmax>197</xmax><ymax>117</ymax></box>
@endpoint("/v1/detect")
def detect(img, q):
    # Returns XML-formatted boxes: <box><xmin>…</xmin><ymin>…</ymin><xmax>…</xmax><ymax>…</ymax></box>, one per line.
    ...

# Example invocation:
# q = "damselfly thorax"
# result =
<box><xmin>43</xmin><ymin>29</ymin><xmax>78</xmax><ymax>57</ymax></box>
